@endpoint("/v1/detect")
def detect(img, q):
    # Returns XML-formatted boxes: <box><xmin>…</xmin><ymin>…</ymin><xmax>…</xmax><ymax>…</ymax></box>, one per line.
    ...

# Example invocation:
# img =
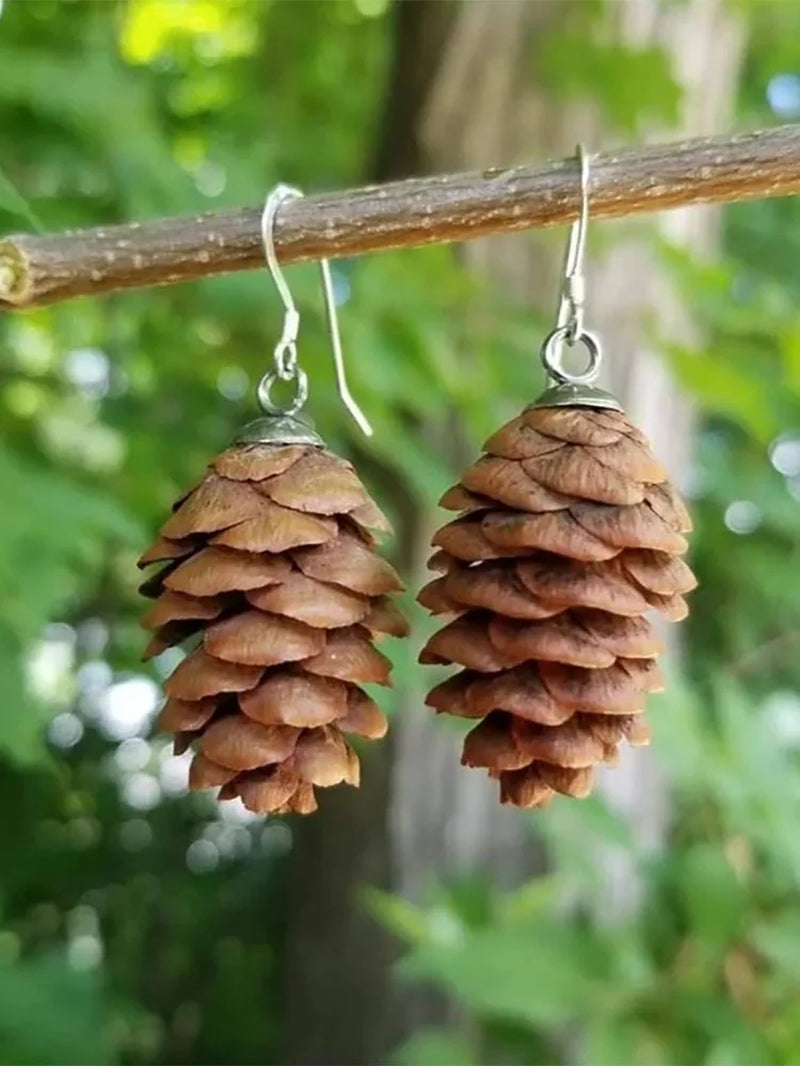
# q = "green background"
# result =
<box><xmin>2</xmin><ymin>1</ymin><xmax>800</xmax><ymax>1064</ymax></box>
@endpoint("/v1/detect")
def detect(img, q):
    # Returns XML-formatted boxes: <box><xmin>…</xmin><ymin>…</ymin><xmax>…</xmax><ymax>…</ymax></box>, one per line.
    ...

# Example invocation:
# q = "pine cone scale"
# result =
<box><xmin>481</xmin><ymin>510</ymin><xmax>621</xmax><ymax>560</ymax></box>
<box><xmin>487</xmin><ymin>613</ymin><xmax>617</xmax><ymax>669</ymax></box>
<box><xmin>203</xmin><ymin>610</ymin><xmax>324</xmax><ymax>666</ymax></box>
<box><xmin>522</xmin><ymin>406</ymin><xmax>623</xmax><ymax>445</ymax></box>
<box><xmin>246</xmin><ymin>573</ymin><xmax>370</xmax><ymax>628</ymax></box>
<box><xmin>516</xmin><ymin>557</ymin><xmax>651</xmax><ymax>615</ymax></box>
<box><xmin>520</xmin><ymin>449</ymin><xmax>646</xmax><ymax>505</ymax></box>
<box><xmin>570</xmin><ymin>499</ymin><xmax>689</xmax><ymax>553</ymax></box>
<box><xmin>200</xmin><ymin>718</ymin><xmax>300</xmax><ymax>772</ymax></box>
<box><xmin>461</xmin><ymin>456</ymin><xmax>571</xmax><ymax>511</ymax></box>
<box><xmin>483</xmin><ymin>417</ymin><xmax>567</xmax><ymax>459</ymax></box>
<box><xmin>257</xmin><ymin>451</ymin><xmax>370</xmax><ymax>514</ymax></box>
<box><xmin>138</xmin><ymin>535</ymin><xmax>198</xmax><ymax>566</ymax></box>
<box><xmin>210</xmin><ymin>505</ymin><xmax>337</xmax><ymax>553</ymax></box>
<box><xmin>235</xmin><ymin>764</ymin><xmax>301</xmax><ymax>811</ymax></box>
<box><xmin>292</xmin><ymin>533</ymin><xmax>403</xmax><ymax>595</ymax></box>
<box><xmin>164</xmin><ymin>650</ymin><xmax>263</xmax><ymax>700</ymax></box>
<box><xmin>142</xmin><ymin>590</ymin><xmax>225</xmax><ymax>630</ymax></box>
<box><xmin>190</xmin><ymin>754</ymin><xmax>237</xmax><ymax>789</ymax></box>
<box><xmin>160</xmin><ymin>477</ymin><xmax>274</xmax><ymax>538</ymax></box>
<box><xmin>338</xmin><ymin>689</ymin><xmax>388</xmax><ymax>738</ymax></box>
<box><xmin>299</xmin><ymin>627</ymin><xmax>393</xmax><ymax>685</ymax></box>
<box><xmin>212</xmin><ymin>444</ymin><xmax>307</xmax><ymax>481</ymax></box>
<box><xmin>433</xmin><ymin>563</ymin><xmax>563</xmax><ymax>619</ymax></box>
<box><xmin>646</xmin><ymin>483</ymin><xmax>693</xmax><ymax>532</ymax></box>
<box><xmin>163</xmin><ymin>547</ymin><xmax>291</xmax><ymax>596</ymax></box>
<box><xmin>621</xmin><ymin>549</ymin><xmax>698</xmax><ymax>595</ymax></box>
<box><xmin>239</xmin><ymin>670</ymin><xmax>347</xmax><ymax>727</ymax></box>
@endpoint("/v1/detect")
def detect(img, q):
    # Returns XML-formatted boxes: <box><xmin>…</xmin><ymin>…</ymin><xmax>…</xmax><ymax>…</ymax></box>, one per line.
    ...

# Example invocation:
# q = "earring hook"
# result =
<box><xmin>533</xmin><ymin>146</ymin><xmax>620</xmax><ymax>411</ymax></box>
<box><xmin>539</xmin><ymin>144</ymin><xmax>602</xmax><ymax>387</ymax></box>
<box><xmin>258</xmin><ymin>183</ymin><xmax>372</xmax><ymax>437</ymax></box>
<box><xmin>556</xmin><ymin>143</ymin><xmax>589</xmax><ymax>342</ymax></box>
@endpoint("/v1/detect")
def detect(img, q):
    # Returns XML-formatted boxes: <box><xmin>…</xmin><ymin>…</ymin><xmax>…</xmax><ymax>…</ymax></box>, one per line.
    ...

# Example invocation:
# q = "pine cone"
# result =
<box><xmin>418</xmin><ymin>403</ymin><xmax>696</xmax><ymax>809</ymax></box>
<box><xmin>139</xmin><ymin>438</ymin><xmax>408</xmax><ymax>815</ymax></box>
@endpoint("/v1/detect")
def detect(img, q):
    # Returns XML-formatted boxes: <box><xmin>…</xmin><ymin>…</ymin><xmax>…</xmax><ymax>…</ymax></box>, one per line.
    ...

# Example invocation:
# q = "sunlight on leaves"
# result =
<box><xmin>120</xmin><ymin>0</ymin><xmax>257</xmax><ymax>66</ymax></box>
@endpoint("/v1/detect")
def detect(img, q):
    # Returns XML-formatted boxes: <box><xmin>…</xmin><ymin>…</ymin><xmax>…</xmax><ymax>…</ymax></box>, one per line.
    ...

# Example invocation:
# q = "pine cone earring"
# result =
<box><xmin>139</xmin><ymin>185</ymin><xmax>408</xmax><ymax>816</ymax></box>
<box><xmin>418</xmin><ymin>147</ymin><xmax>696</xmax><ymax>809</ymax></box>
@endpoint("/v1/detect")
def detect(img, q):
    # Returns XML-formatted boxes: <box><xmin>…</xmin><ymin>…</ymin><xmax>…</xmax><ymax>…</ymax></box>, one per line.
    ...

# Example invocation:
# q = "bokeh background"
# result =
<box><xmin>2</xmin><ymin>1</ymin><xmax>800</xmax><ymax>1064</ymax></box>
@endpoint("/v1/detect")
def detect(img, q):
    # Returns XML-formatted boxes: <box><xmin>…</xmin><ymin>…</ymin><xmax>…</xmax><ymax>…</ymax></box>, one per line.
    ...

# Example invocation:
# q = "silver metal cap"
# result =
<box><xmin>232</xmin><ymin>413</ymin><xmax>325</xmax><ymax>447</ymax></box>
<box><xmin>529</xmin><ymin>381</ymin><xmax>623</xmax><ymax>412</ymax></box>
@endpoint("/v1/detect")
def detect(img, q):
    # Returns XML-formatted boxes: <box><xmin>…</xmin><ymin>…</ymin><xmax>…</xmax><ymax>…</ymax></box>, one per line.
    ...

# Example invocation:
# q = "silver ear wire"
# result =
<box><xmin>533</xmin><ymin>146</ymin><xmax>621</xmax><ymax>412</ymax></box>
<box><xmin>258</xmin><ymin>184</ymin><xmax>372</xmax><ymax>437</ymax></box>
<box><xmin>318</xmin><ymin>256</ymin><xmax>372</xmax><ymax>437</ymax></box>
<box><xmin>556</xmin><ymin>143</ymin><xmax>590</xmax><ymax>344</ymax></box>
<box><xmin>539</xmin><ymin>145</ymin><xmax>602</xmax><ymax>386</ymax></box>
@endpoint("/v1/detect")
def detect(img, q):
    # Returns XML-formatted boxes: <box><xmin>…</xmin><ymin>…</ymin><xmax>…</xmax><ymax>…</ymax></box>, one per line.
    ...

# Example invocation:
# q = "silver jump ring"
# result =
<box><xmin>540</xmin><ymin>325</ymin><xmax>601</xmax><ymax>385</ymax></box>
<box><xmin>257</xmin><ymin>367</ymin><xmax>309</xmax><ymax>417</ymax></box>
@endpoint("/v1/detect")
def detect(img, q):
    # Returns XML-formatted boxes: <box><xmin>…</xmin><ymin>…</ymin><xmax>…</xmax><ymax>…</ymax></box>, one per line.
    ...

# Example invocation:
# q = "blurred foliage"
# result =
<box><xmin>0</xmin><ymin>445</ymin><xmax>138</xmax><ymax>762</ymax></box>
<box><xmin>377</xmin><ymin>677</ymin><xmax>800</xmax><ymax>1064</ymax></box>
<box><xmin>538</xmin><ymin>11</ymin><xmax>682</xmax><ymax>134</ymax></box>
<box><xmin>1</xmin><ymin>1</ymin><xmax>800</xmax><ymax>1065</ymax></box>
<box><xmin>0</xmin><ymin>953</ymin><xmax>119</xmax><ymax>1064</ymax></box>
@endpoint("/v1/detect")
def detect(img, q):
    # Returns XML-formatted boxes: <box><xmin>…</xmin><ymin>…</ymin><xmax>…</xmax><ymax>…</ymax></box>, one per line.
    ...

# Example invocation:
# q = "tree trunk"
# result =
<box><xmin>284</xmin><ymin>1</ymin><xmax>744</xmax><ymax>1060</ymax></box>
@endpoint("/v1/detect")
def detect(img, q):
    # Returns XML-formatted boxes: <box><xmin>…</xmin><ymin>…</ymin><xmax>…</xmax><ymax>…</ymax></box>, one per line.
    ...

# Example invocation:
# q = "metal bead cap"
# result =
<box><xmin>530</xmin><ymin>381</ymin><xmax>623</xmax><ymax>412</ymax></box>
<box><xmin>233</xmin><ymin>412</ymin><xmax>325</xmax><ymax>447</ymax></box>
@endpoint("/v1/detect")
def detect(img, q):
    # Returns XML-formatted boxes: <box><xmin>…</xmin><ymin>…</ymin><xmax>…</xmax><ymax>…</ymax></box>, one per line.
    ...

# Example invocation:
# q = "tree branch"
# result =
<box><xmin>2</xmin><ymin>124</ymin><xmax>799</xmax><ymax>311</ymax></box>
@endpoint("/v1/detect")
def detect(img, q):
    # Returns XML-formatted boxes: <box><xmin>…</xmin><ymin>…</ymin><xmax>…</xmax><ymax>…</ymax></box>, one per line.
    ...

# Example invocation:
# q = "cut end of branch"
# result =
<box><xmin>0</xmin><ymin>239</ymin><xmax>32</xmax><ymax>308</ymax></box>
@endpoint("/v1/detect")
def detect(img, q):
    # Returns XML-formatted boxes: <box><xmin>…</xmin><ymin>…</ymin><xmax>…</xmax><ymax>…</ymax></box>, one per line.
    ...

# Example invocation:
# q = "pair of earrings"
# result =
<box><xmin>139</xmin><ymin>152</ymin><xmax>696</xmax><ymax>817</ymax></box>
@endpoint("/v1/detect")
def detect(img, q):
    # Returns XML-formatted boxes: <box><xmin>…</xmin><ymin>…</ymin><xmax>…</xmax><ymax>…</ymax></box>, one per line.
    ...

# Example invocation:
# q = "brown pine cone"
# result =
<box><xmin>139</xmin><ymin>438</ymin><xmax>408</xmax><ymax>815</ymax></box>
<box><xmin>417</xmin><ymin>403</ymin><xmax>696</xmax><ymax>809</ymax></box>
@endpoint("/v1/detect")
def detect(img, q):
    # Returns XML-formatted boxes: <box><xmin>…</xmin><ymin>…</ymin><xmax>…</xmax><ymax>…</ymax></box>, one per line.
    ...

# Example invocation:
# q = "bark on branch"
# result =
<box><xmin>1</xmin><ymin>124</ymin><xmax>799</xmax><ymax>311</ymax></box>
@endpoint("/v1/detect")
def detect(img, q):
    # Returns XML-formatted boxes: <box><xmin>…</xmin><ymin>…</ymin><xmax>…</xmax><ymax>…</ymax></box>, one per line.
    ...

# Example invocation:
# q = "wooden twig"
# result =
<box><xmin>2</xmin><ymin>124</ymin><xmax>799</xmax><ymax>311</ymax></box>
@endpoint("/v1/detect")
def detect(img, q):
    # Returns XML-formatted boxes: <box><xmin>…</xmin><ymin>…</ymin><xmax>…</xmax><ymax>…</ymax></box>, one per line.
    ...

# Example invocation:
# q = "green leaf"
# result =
<box><xmin>664</xmin><ymin>343</ymin><xmax>780</xmax><ymax>443</ymax></box>
<box><xmin>778</xmin><ymin>326</ymin><xmax>800</xmax><ymax>395</ymax></box>
<box><xmin>390</xmin><ymin>1028</ymin><xmax>477</xmax><ymax>1066</ymax></box>
<box><xmin>0</xmin><ymin>953</ymin><xmax>117</xmax><ymax>1064</ymax></box>
<box><xmin>750</xmin><ymin>914</ymin><xmax>800</xmax><ymax>973</ymax></box>
<box><xmin>583</xmin><ymin>1016</ymin><xmax>640</xmax><ymax>1066</ymax></box>
<box><xmin>399</xmin><ymin>919</ymin><xmax>607</xmax><ymax>1028</ymax></box>
<box><xmin>495</xmin><ymin>875</ymin><xmax>561</xmax><ymax>926</ymax></box>
<box><xmin>0</xmin><ymin>164</ymin><xmax>39</xmax><ymax>230</ymax></box>
<box><xmin>675</xmin><ymin>845</ymin><xmax>745</xmax><ymax>951</ymax></box>
<box><xmin>362</xmin><ymin>887</ymin><xmax>430</xmax><ymax>947</ymax></box>
<box><xmin>533</xmin><ymin>794</ymin><xmax>636</xmax><ymax>895</ymax></box>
